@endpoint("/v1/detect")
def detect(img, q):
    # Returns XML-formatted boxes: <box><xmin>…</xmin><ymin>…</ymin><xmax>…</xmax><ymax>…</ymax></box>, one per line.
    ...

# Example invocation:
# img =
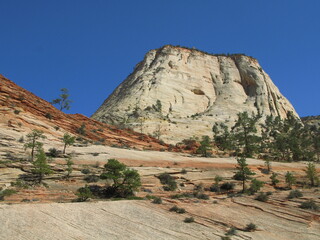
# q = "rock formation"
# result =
<box><xmin>92</xmin><ymin>45</ymin><xmax>298</xmax><ymax>143</ymax></box>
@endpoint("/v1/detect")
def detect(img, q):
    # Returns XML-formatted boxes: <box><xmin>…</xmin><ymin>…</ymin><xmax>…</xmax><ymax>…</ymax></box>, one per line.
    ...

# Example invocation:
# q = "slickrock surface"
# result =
<box><xmin>92</xmin><ymin>45</ymin><xmax>298</xmax><ymax>143</ymax></box>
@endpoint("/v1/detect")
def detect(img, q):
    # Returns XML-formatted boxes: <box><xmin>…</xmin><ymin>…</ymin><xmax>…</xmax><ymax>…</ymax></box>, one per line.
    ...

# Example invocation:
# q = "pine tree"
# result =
<box><xmin>304</xmin><ymin>162</ymin><xmax>318</xmax><ymax>187</ymax></box>
<box><xmin>197</xmin><ymin>135</ymin><xmax>212</xmax><ymax>157</ymax></box>
<box><xmin>270</xmin><ymin>172</ymin><xmax>279</xmax><ymax>186</ymax></box>
<box><xmin>232</xmin><ymin>112</ymin><xmax>261</xmax><ymax>157</ymax></box>
<box><xmin>51</xmin><ymin>88</ymin><xmax>72</xmax><ymax>111</ymax></box>
<box><xmin>285</xmin><ymin>171</ymin><xmax>296</xmax><ymax>189</ymax></box>
<box><xmin>65</xmin><ymin>157</ymin><xmax>74</xmax><ymax>179</ymax></box>
<box><xmin>234</xmin><ymin>157</ymin><xmax>255</xmax><ymax>192</ymax></box>
<box><xmin>32</xmin><ymin>149</ymin><xmax>52</xmax><ymax>184</ymax></box>
<box><xmin>24</xmin><ymin>129</ymin><xmax>46</xmax><ymax>161</ymax></box>
<box><xmin>62</xmin><ymin>133</ymin><xmax>75</xmax><ymax>154</ymax></box>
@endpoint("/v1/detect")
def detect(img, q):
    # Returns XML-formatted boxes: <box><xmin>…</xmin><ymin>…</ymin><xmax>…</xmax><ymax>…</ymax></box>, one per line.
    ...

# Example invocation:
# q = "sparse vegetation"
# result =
<box><xmin>184</xmin><ymin>217</ymin><xmax>194</xmax><ymax>223</ymax></box>
<box><xmin>288</xmin><ymin>190</ymin><xmax>303</xmax><ymax>199</ymax></box>
<box><xmin>47</xmin><ymin>148</ymin><xmax>60</xmax><ymax>157</ymax></box>
<box><xmin>169</xmin><ymin>205</ymin><xmax>186</xmax><ymax>214</ymax></box>
<box><xmin>0</xmin><ymin>188</ymin><xmax>17</xmax><ymax>200</ymax></box>
<box><xmin>84</xmin><ymin>174</ymin><xmax>99</xmax><ymax>183</ymax></box>
<box><xmin>76</xmin><ymin>123</ymin><xmax>86</xmax><ymax>136</ymax></box>
<box><xmin>158</xmin><ymin>173</ymin><xmax>177</xmax><ymax>191</ymax></box>
<box><xmin>81</xmin><ymin>168</ymin><xmax>91</xmax><ymax>174</ymax></box>
<box><xmin>76</xmin><ymin>185</ymin><xmax>93</xmax><ymax>202</ymax></box>
<box><xmin>152</xmin><ymin>197</ymin><xmax>162</xmax><ymax>204</ymax></box>
<box><xmin>300</xmin><ymin>200</ymin><xmax>319</xmax><ymax>211</ymax></box>
<box><xmin>245</xmin><ymin>223</ymin><xmax>257</xmax><ymax>232</ymax></box>
<box><xmin>255</xmin><ymin>192</ymin><xmax>269</xmax><ymax>202</ymax></box>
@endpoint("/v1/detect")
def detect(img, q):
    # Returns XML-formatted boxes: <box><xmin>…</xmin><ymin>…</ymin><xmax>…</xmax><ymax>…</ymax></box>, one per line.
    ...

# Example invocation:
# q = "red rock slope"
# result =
<box><xmin>0</xmin><ymin>74</ymin><xmax>167</xmax><ymax>150</ymax></box>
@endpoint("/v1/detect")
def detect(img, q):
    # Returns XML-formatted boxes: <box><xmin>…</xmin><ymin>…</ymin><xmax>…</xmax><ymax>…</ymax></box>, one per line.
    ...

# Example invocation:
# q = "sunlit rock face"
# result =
<box><xmin>92</xmin><ymin>45</ymin><xmax>298</xmax><ymax>143</ymax></box>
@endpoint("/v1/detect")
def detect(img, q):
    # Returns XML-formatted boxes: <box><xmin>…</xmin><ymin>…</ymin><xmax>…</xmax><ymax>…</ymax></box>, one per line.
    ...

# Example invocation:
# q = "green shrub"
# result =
<box><xmin>220</xmin><ymin>182</ymin><xmax>235</xmax><ymax>191</ymax></box>
<box><xmin>210</xmin><ymin>184</ymin><xmax>220</xmax><ymax>192</ymax></box>
<box><xmin>152</xmin><ymin>197</ymin><xmax>162</xmax><ymax>204</ymax></box>
<box><xmin>255</xmin><ymin>192</ymin><xmax>269</xmax><ymax>202</ymax></box>
<box><xmin>0</xmin><ymin>189</ymin><xmax>17</xmax><ymax>200</ymax></box>
<box><xmin>247</xmin><ymin>179</ymin><xmax>264</xmax><ymax>195</ymax></box>
<box><xmin>300</xmin><ymin>200</ymin><xmax>319</xmax><ymax>211</ymax></box>
<box><xmin>47</xmin><ymin>148</ymin><xmax>60</xmax><ymax>157</ymax></box>
<box><xmin>45</xmin><ymin>113</ymin><xmax>52</xmax><ymax>120</ymax></box>
<box><xmin>245</xmin><ymin>223</ymin><xmax>257</xmax><ymax>232</ymax></box>
<box><xmin>14</xmin><ymin>109</ymin><xmax>21</xmax><ymax>115</ymax></box>
<box><xmin>184</xmin><ymin>217</ymin><xmax>194</xmax><ymax>223</ymax></box>
<box><xmin>170</xmin><ymin>193</ymin><xmax>193</xmax><ymax>199</ymax></box>
<box><xmin>169</xmin><ymin>205</ymin><xmax>186</xmax><ymax>214</ymax></box>
<box><xmin>288</xmin><ymin>190</ymin><xmax>303</xmax><ymax>199</ymax></box>
<box><xmin>226</xmin><ymin>227</ymin><xmax>237</xmax><ymax>236</ymax></box>
<box><xmin>145</xmin><ymin>194</ymin><xmax>157</xmax><ymax>200</ymax></box>
<box><xmin>76</xmin><ymin>123</ymin><xmax>86</xmax><ymax>135</ymax></box>
<box><xmin>158</xmin><ymin>173</ymin><xmax>177</xmax><ymax>191</ymax></box>
<box><xmin>76</xmin><ymin>185</ymin><xmax>92</xmax><ymax>202</ymax></box>
<box><xmin>81</xmin><ymin>168</ymin><xmax>91</xmax><ymax>174</ymax></box>
<box><xmin>197</xmin><ymin>193</ymin><xmax>210</xmax><ymax>200</ymax></box>
<box><xmin>84</xmin><ymin>174</ymin><xmax>99</xmax><ymax>183</ymax></box>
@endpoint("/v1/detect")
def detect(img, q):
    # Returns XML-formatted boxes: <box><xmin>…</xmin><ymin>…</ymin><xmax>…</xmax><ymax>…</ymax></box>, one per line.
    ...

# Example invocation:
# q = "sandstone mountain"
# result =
<box><xmin>92</xmin><ymin>45</ymin><xmax>298</xmax><ymax>143</ymax></box>
<box><xmin>0</xmin><ymin>74</ymin><xmax>167</xmax><ymax>153</ymax></box>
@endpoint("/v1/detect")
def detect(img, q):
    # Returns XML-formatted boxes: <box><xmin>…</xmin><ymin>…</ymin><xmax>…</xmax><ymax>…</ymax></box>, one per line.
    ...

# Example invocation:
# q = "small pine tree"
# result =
<box><xmin>197</xmin><ymin>135</ymin><xmax>212</xmax><ymax>157</ymax></box>
<box><xmin>65</xmin><ymin>157</ymin><xmax>74</xmax><ymax>179</ymax></box>
<box><xmin>32</xmin><ymin>149</ymin><xmax>52</xmax><ymax>184</ymax></box>
<box><xmin>264</xmin><ymin>160</ymin><xmax>271</xmax><ymax>173</ymax></box>
<box><xmin>24</xmin><ymin>129</ymin><xmax>46</xmax><ymax>161</ymax></box>
<box><xmin>270</xmin><ymin>172</ymin><xmax>279</xmax><ymax>186</ymax></box>
<box><xmin>285</xmin><ymin>171</ymin><xmax>296</xmax><ymax>189</ymax></box>
<box><xmin>234</xmin><ymin>157</ymin><xmax>255</xmax><ymax>192</ymax></box>
<box><xmin>62</xmin><ymin>133</ymin><xmax>76</xmax><ymax>154</ymax></box>
<box><xmin>304</xmin><ymin>162</ymin><xmax>319</xmax><ymax>187</ymax></box>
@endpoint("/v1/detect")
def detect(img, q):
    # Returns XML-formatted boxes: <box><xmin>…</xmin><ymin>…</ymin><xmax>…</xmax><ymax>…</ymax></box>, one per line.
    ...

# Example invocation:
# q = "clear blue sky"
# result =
<box><xmin>0</xmin><ymin>0</ymin><xmax>319</xmax><ymax>117</ymax></box>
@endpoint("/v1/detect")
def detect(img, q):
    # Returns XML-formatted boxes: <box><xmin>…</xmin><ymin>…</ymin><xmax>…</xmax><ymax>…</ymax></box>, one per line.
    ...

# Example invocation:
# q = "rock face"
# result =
<box><xmin>92</xmin><ymin>45</ymin><xmax>298</xmax><ymax>143</ymax></box>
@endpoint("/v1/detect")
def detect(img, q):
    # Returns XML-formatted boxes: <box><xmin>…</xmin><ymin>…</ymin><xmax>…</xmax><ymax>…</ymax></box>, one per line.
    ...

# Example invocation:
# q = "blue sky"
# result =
<box><xmin>0</xmin><ymin>0</ymin><xmax>319</xmax><ymax>117</ymax></box>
